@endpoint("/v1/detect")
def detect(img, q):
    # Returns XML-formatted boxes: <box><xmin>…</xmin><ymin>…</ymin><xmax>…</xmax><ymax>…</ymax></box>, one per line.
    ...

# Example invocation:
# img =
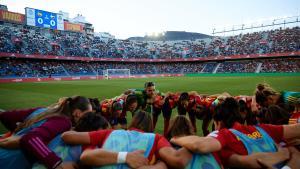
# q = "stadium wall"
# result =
<box><xmin>185</xmin><ymin>72</ymin><xmax>300</xmax><ymax>77</ymax></box>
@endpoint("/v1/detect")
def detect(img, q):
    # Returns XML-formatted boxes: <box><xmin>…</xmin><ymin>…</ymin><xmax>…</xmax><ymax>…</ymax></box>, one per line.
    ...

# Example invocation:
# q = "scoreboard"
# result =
<box><xmin>25</xmin><ymin>7</ymin><xmax>64</xmax><ymax>30</ymax></box>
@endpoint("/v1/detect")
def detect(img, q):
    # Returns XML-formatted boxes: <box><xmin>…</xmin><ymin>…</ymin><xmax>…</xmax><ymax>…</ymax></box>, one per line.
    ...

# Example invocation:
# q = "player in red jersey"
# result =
<box><xmin>177</xmin><ymin>92</ymin><xmax>219</xmax><ymax>135</ymax></box>
<box><xmin>99</xmin><ymin>94</ymin><xmax>138</xmax><ymax>129</ymax></box>
<box><xmin>153</xmin><ymin>92</ymin><xmax>180</xmax><ymax>136</ymax></box>
<box><xmin>172</xmin><ymin>97</ymin><xmax>300</xmax><ymax>168</ymax></box>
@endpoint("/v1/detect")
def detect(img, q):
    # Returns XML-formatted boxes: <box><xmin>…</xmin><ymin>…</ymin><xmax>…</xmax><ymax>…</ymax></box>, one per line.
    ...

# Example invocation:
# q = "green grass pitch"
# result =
<box><xmin>1</xmin><ymin>76</ymin><xmax>300</xmax><ymax>135</ymax></box>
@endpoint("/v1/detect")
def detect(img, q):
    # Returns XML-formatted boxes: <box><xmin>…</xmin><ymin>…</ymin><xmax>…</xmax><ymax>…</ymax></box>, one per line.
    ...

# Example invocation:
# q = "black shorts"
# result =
<box><xmin>177</xmin><ymin>105</ymin><xmax>187</xmax><ymax>116</ymax></box>
<box><xmin>153</xmin><ymin>102</ymin><xmax>173</xmax><ymax>119</ymax></box>
<box><xmin>153</xmin><ymin>106</ymin><xmax>161</xmax><ymax>117</ymax></box>
<box><xmin>162</xmin><ymin>101</ymin><xmax>172</xmax><ymax>119</ymax></box>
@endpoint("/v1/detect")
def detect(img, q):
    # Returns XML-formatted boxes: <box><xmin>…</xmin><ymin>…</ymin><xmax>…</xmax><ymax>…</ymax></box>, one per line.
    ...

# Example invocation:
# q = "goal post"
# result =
<box><xmin>102</xmin><ymin>69</ymin><xmax>131</xmax><ymax>79</ymax></box>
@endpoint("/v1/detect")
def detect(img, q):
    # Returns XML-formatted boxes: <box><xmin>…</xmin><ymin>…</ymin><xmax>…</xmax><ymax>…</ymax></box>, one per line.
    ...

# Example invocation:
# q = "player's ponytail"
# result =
<box><xmin>15</xmin><ymin>96</ymin><xmax>90</xmax><ymax>132</ymax></box>
<box><xmin>128</xmin><ymin>110</ymin><xmax>153</xmax><ymax>132</ymax></box>
<box><xmin>255</xmin><ymin>83</ymin><xmax>278</xmax><ymax>107</ymax></box>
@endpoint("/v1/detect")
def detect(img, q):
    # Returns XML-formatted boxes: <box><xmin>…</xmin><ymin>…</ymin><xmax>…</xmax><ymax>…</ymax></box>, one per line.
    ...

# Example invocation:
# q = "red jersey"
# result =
<box><xmin>0</xmin><ymin>132</ymin><xmax>12</xmax><ymax>140</ymax></box>
<box><xmin>153</xmin><ymin>95</ymin><xmax>164</xmax><ymax>109</ymax></box>
<box><xmin>187</xmin><ymin>95</ymin><xmax>216</xmax><ymax>112</ymax></box>
<box><xmin>100</xmin><ymin>99</ymin><xmax>114</xmax><ymax>117</ymax></box>
<box><xmin>89</xmin><ymin>128</ymin><xmax>171</xmax><ymax>164</ymax></box>
<box><xmin>167</xmin><ymin>93</ymin><xmax>180</xmax><ymax>109</ymax></box>
<box><xmin>289</xmin><ymin>112</ymin><xmax>300</xmax><ymax>124</ymax></box>
<box><xmin>100</xmin><ymin>97</ymin><xmax>126</xmax><ymax>119</ymax></box>
<box><xmin>185</xmin><ymin>94</ymin><xmax>200</xmax><ymax>112</ymax></box>
<box><xmin>199</xmin><ymin>96</ymin><xmax>217</xmax><ymax>113</ymax></box>
<box><xmin>213</xmin><ymin>122</ymin><xmax>283</xmax><ymax>166</ymax></box>
<box><xmin>153</xmin><ymin>93</ymin><xmax>181</xmax><ymax>109</ymax></box>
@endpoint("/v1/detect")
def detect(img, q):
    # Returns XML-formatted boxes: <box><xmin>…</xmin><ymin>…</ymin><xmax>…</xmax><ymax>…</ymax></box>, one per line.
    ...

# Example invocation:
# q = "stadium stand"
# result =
<box><xmin>0</xmin><ymin>6</ymin><xmax>299</xmax><ymax>81</ymax></box>
<box><xmin>1</xmin><ymin>58</ymin><xmax>300</xmax><ymax>78</ymax></box>
<box><xmin>1</xmin><ymin>23</ymin><xmax>299</xmax><ymax>59</ymax></box>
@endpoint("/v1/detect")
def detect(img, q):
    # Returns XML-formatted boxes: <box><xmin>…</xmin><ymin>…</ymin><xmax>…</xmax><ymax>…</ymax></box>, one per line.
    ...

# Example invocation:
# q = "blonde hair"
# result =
<box><xmin>128</xmin><ymin>110</ymin><xmax>153</xmax><ymax>132</ymax></box>
<box><xmin>167</xmin><ymin>115</ymin><xmax>195</xmax><ymax>140</ymax></box>
<box><xmin>256</xmin><ymin>83</ymin><xmax>279</xmax><ymax>94</ymax></box>
<box><xmin>15</xmin><ymin>96</ymin><xmax>90</xmax><ymax>132</ymax></box>
<box><xmin>255</xmin><ymin>83</ymin><xmax>279</xmax><ymax>106</ymax></box>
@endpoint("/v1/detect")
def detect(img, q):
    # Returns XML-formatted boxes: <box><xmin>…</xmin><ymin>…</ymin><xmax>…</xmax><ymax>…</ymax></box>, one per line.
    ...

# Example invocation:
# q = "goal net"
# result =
<box><xmin>102</xmin><ymin>69</ymin><xmax>131</xmax><ymax>79</ymax></box>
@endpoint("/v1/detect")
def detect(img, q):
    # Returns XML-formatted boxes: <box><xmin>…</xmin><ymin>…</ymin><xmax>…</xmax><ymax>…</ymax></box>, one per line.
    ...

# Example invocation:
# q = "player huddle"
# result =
<box><xmin>90</xmin><ymin>82</ymin><xmax>300</xmax><ymax>136</ymax></box>
<box><xmin>0</xmin><ymin>82</ymin><xmax>299</xmax><ymax>169</ymax></box>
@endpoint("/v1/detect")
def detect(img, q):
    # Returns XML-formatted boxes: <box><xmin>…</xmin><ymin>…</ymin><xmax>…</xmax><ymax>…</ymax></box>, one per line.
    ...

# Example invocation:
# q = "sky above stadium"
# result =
<box><xmin>1</xmin><ymin>0</ymin><xmax>299</xmax><ymax>39</ymax></box>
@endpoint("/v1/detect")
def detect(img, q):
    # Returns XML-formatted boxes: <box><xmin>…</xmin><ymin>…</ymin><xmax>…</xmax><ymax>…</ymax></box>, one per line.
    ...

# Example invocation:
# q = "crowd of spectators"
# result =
<box><xmin>217</xmin><ymin>60</ymin><xmax>258</xmax><ymax>73</ymax></box>
<box><xmin>1</xmin><ymin>23</ymin><xmax>299</xmax><ymax>59</ymax></box>
<box><xmin>202</xmin><ymin>63</ymin><xmax>218</xmax><ymax>73</ymax></box>
<box><xmin>1</xmin><ymin>58</ymin><xmax>299</xmax><ymax>78</ymax></box>
<box><xmin>1</xmin><ymin>23</ymin><xmax>299</xmax><ymax>78</ymax></box>
<box><xmin>260</xmin><ymin>58</ymin><xmax>300</xmax><ymax>73</ymax></box>
<box><xmin>61</xmin><ymin>61</ymin><xmax>95</xmax><ymax>75</ymax></box>
<box><xmin>0</xmin><ymin>59</ymin><xmax>67</xmax><ymax>77</ymax></box>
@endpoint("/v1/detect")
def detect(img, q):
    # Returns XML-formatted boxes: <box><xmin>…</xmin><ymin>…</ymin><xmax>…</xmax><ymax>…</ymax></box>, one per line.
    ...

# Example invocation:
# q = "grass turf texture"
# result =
<box><xmin>1</xmin><ymin>76</ymin><xmax>300</xmax><ymax>135</ymax></box>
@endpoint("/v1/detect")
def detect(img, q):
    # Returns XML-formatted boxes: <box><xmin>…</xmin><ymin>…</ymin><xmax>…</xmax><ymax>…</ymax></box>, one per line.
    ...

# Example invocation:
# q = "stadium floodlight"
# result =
<box><xmin>102</xmin><ymin>69</ymin><xmax>131</xmax><ymax>79</ymax></box>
